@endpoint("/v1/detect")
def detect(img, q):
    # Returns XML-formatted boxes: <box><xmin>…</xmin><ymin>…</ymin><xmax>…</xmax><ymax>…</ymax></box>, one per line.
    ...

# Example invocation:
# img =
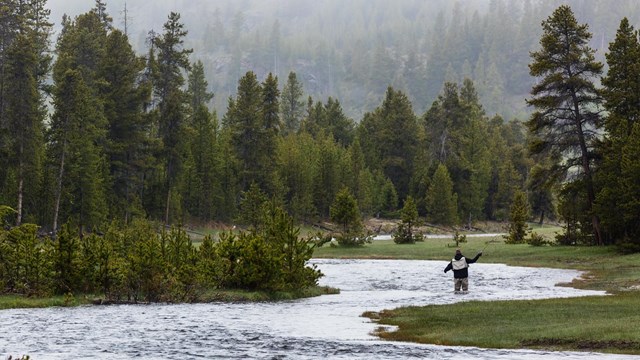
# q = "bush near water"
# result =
<box><xmin>0</xmin><ymin>207</ymin><xmax>322</xmax><ymax>302</ymax></box>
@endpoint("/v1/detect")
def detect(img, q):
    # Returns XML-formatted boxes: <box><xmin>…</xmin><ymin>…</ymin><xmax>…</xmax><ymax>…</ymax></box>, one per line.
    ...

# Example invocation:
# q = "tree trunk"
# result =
<box><xmin>572</xmin><ymin>94</ymin><xmax>603</xmax><ymax>245</ymax></box>
<box><xmin>16</xmin><ymin>176</ymin><xmax>23</xmax><ymax>226</ymax></box>
<box><xmin>16</xmin><ymin>143</ymin><xmax>23</xmax><ymax>226</ymax></box>
<box><xmin>164</xmin><ymin>187</ymin><xmax>171</xmax><ymax>226</ymax></box>
<box><xmin>53</xmin><ymin>140</ymin><xmax>67</xmax><ymax>236</ymax></box>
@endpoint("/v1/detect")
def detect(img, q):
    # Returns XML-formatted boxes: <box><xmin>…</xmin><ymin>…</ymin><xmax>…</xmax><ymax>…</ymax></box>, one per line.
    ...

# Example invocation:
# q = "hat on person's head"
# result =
<box><xmin>455</xmin><ymin>249</ymin><xmax>461</xmax><ymax>255</ymax></box>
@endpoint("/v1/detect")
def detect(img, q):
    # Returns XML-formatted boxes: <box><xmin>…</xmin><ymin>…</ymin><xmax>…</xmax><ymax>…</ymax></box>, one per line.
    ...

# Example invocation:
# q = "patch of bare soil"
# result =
<box><xmin>363</xmin><ymin>218</ymin><xmax>508</xmax><ymax>235</ymax></box>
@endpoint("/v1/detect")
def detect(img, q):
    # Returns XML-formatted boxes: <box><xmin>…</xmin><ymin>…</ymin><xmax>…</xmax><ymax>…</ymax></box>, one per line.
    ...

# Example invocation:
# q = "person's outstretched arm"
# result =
<box><xmin>466</xmin><ymin>252</ymin><xmax>482</xmax><ymax>264</ymax></box>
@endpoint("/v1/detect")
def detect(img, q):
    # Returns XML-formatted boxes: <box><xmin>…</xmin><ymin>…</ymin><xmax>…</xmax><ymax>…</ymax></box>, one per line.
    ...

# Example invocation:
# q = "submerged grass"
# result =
<box><xmin>320</xmin><ymin>227</ymin><xmax>640</xmax><ymax>354</ymax></box>
<box><xmin>199</xmin><ymin>286</ymin><xmax>339</xmax><ymax>302</ymax></box>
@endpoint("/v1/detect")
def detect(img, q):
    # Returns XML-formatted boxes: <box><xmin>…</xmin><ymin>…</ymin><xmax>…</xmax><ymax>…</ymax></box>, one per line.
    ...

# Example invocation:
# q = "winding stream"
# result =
<box><xmin>1</xmin><ymin>259</ymin><xmax>637</xmax><ymax>359</ymax></box>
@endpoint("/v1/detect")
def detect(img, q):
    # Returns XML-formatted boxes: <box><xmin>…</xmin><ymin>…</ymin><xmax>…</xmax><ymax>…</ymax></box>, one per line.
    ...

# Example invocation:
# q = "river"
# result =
<box><xmin>1</xmin><ymin>259</ymin><xmax>637</xmax><ymax>359</ymax></box>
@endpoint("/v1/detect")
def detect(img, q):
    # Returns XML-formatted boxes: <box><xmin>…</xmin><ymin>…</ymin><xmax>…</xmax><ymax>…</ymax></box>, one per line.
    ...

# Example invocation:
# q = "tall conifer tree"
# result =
<box><xmin>526</xmin><ymin>5</ymin><xmax>604</xmax><ymax>245</ymax></box>
<box><xmin>185</xmin><ymin>60</ymin><xmax>221</xmax><ymax>220</ymax></box>
<box><xmin>49</xmin><ymin>7</ymin><xmax>109</xmax><ymax>233</ymax></box>
<box><xmin>225</xmin><ymin>71</ymin><xmax>263</xmax><ymax>192</ymax></box>
<box><xmin>358</xmin><ymin>87</ymin><xmax>419</xmax><ymax>202</ymax></box>
<box><xmin>3</xmin><ymin>0</ymin><xmax>51</xmax><ymax>225</ymax></box>
<box><xmin>101</xmin><ymin>29</ymin><xmax>152</xmax><ymax>223</ymax></box>
<box><xmin>426</xmin><ymin>164</ymin><xmax>458</xmax><ymax>226</ymax></box>
<box><xmin>152</xmin><ymin>12</ymin><xmax>192</xmax><ymax>225</ymax></box>
<box><xmin>260</xmin><ymin>73</ymin><xmax>280</xmax><ymax>194</ymax></box>
<box><xmin>598</xmin><ymin>18</ymin><xmax>640</xmax><ymax>246</ymax></box>
<box><xmin>280</xmin><ymin>71</ymin><xmax>304</xmax><ymax>135</ymax></box>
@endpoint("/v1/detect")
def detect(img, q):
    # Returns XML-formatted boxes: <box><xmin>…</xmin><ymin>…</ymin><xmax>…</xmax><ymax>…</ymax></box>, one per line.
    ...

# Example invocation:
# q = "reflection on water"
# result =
<box><xmin>0</xmin><ymin>259</ymin><xmax>635</xmax><ymax>359</ymax></box>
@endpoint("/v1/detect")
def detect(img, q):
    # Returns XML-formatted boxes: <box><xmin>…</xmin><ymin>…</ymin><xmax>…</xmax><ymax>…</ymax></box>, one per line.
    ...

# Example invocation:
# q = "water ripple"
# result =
<box><xmin>1</xmin><ymin>259</ymin><xmax>635</xmax><ymax>359</ymax></box>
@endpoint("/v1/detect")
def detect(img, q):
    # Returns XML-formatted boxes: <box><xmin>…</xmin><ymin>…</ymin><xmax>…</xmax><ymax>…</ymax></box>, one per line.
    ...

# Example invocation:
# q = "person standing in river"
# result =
<box><xmin>443</xmin><ymin>249</ymin><xmax>482</xmax><ymax>293</ymax></box>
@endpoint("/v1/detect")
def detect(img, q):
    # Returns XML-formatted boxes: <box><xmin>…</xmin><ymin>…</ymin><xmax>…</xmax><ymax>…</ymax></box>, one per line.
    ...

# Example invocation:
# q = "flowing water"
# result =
<box><xmin>1</xmin><ymin>259</ymin><xmax>637</xmax><ymax>359</ymax></box>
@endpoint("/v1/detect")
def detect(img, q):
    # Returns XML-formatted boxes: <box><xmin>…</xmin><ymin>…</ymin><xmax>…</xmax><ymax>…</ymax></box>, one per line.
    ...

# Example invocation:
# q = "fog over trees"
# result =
<box><xmin>47</xmin><ymin>0</ymin><xmax>640</xmax><ymax>120</ymax></box>
<box><xmin>2</xmin><ymin>0</ymin><xmax>640</xmax><ymax>255</ymax></box>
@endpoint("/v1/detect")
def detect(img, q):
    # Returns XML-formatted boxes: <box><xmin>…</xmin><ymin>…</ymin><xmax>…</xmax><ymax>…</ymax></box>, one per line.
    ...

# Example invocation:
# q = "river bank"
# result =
<box><xmin>313</xmin><ymin>236</ymin><xmax>640</xmax><ymax>354</ymax></box>
<box><xmin>3</xmin><ymin>225</ymin><xmax>638</xmax><ymax>356</ymax></box>
<box><xmin>0</xmin><ymin>286</ymin><xmax>339</xmax><ymax>310</ymax></box>
<box><xmin>2</xmin><ymin>259</ymin><xmax>627</xmax><ymax>360</ymax></box>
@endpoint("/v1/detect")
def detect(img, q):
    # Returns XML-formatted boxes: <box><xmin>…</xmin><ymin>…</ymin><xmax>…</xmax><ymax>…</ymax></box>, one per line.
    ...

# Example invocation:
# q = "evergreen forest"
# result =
<box><xmin>1</xmin><ymin>0</ymin><xmax>640</xmax><ymax>299</ymax></box>
<box><xmin>46</xmin><ymin>0</ymin><xmax>640</xmax><ymax>121</ymax></box>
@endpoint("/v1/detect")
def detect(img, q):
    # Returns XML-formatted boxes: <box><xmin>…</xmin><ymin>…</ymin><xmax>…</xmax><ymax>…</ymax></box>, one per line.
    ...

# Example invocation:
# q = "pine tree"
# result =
<box><xmin>152</xmin><ymin>12</ymin><xmax>192</xmax><ymax>225</ymax></box>
<box><xmin>358</xmin><ymin>87</ymin><xmax>419</xmax><ymax>201</ymax></box>
<box><xmin>618</xmin><ymin>123</ymin><xmax>640</xmax><ymax>251</ymax></box>
<box><xmin>49</xmin><ymin>68</ymin><xmax>107</xmax><ymax>234</ymax></box>
<box><xmin>276</xmin><ymin>132</ymin><xmax>318</xmax><ymax>222</ymax></box>
<box><xmin>426</xmin><ymin>163</ymin><xmax>458</xmax><ymax>226</ymax></box>
<box><xmin>225</xmin><ymin>71</ymin><xmax>263</xmax><ymax>192</ymax></box>
<box><xmin>597</xmin><ymin>18</ymin><xmax>640</xmax><ymax>244</ymax></box>
<box><xmin>393</xmin><ymin>195</ymin><xmax>422</xmax><ymax>244</ymax></box>
<box><xmin>456</xmin><ymin>79</ymin><xmax>491</xmax><ymax>227</ymax></box>
<box><xmin>101</xmin><ymin>29</ymin><xmax>151</xmax><ymax>223</ymax></box>
<box><xmin>423</xmin><ymin>82</ymin><xmax>465</xmax><ymax>165</ymax></box>
<box><xmin>379</xmin><ymin>177</ymin><xmax>398</xmax><ymax>215</ymax></box>
<box><xmin>526</xmin><ymin>5</ymin><xmax>604</xmax><ymax>245</ymax></box>
<box><xmin>187</xmin><ymin>60</ymin><xmax>213</xmax><ymax>113</ymax></box>
<box><xmin>494</xmin><ymin>161</ymin><xmax>522</xmax><ymax>221</ymax></box>
<box><xmin>313</xmin><ymin>134</ymin><xmax>343</xmax><ymax>218</ymax></box>
<box><xmin>236</xmin><ymin>182</ymin><xmax>268</xmax><ymax>230</ymax></box>
<box><xmin>0</xmin><ymin>1</ymin><xmax>21</xmax><ymax>131</ymax></box>
<box><xmin>1</xmin><ymin>0</ymin><xmax>51</xmax><ymax>226</ymax></box>
<box><xmin>330</xmin><ymin>187</ymin><xmax>369</xmax><ymax>246</ymax></box>
<box><xmin>423</xmin><ymin>80</ymin><xmax>492</xmax><ymax>225</ymax></box>
<box><xmin>504</xmin><ymin>190</ymin><xmax>531</xmax><ymax>244</ymax></box>
<box><xmin>260</xmin><ymin>73</ymin><xmax>280</xmax><ymax>193</ymax></box>
<box><xmin>299</xmin><ymin>97</ymin><xmax>324</xmax><ymax>139</ymax></box>
<box><xmin>49</xmin><ymin>9</ymin><xmax>110</xmax><ymax>233</ymax></box>
<box><xmin>324</xmin><ymin>97</ymin><xmax>354</xmax><ymax>147</ymax></box>
<box><xmin>185</xmin><ymin>61</ymin><xmax>220</xmax><ymax>221</ymax></box>
<box><xmin>4</xmin><ymin>33</ymin><xmax>42</xmax><ymax>226</ymax></box>
<box><xmin>280</xmin><ymin>71</ymin><xmax>305</xmax><ymax>135</ymax></box>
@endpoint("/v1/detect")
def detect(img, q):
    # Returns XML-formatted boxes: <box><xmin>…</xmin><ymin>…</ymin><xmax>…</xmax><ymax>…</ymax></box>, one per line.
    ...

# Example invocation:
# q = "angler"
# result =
<box><xmin>443</xmin><ymin>248</ymin><xmax>482</xmax><ymax>293</ymax></box>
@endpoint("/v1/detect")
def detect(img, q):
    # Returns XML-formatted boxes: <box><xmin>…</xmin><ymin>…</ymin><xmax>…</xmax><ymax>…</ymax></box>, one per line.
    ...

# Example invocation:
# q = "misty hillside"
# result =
<box><xmin>47</xmin><ymin>0</ymin><xmax>640</xmax><ymax>120</ymax></box>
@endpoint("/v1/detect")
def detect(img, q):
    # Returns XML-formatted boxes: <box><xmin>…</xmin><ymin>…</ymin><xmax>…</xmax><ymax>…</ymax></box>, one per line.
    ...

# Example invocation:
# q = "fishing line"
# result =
<box><xmin>480</xmin><ymin>236</ymin><xmax>498</xmax><ymax>253</ymax></box>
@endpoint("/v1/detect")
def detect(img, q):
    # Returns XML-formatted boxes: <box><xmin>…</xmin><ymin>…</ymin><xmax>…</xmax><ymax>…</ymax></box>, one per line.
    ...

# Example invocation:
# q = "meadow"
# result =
<box><xmin>313</xmin><ymin>226</ymin><xmax>640</xmax><ymax>354</ymax></box>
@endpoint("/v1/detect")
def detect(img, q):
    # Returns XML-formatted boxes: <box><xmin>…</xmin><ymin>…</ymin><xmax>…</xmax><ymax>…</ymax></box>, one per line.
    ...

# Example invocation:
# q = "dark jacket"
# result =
<box><xmin>444</xmin><ymin>252</ymin><xmax>481</xmax><ymax>279</ymax></box>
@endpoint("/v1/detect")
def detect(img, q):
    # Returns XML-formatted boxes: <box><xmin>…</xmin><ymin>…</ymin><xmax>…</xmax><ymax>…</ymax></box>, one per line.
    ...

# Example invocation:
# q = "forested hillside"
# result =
<box><xmin>47</xmin><ymin>0</ymin><xmax>640</xmax><ymax>119</ymax></box>
<box><xmin>1</xmin><ymin>0</ymin><xmax>640</xmax><ymax>253</ymax></box>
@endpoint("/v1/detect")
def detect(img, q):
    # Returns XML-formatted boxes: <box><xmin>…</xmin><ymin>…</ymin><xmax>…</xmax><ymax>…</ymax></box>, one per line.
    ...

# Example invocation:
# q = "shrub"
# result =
<box><xmin>452</xmin><ymin>231</ymin><xmax>467</xmax><ymax>247</ymax></box>
<box><xmin>503</xmin><ymin>190</ymin><xmax>531</xmax><ymax>244</ymax></box>
<box><xmin>527</xmin><ymin>231</ymin><xmax>551</xmax><ymax>246</ymax></box>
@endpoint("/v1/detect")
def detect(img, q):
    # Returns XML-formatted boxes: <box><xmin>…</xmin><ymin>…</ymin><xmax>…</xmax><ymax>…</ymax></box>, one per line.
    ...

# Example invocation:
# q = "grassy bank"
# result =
<box><xmin>0</xmin><ymin>286</ymin><xmax>339</xmax><ymax>310</ymax></box>
<box><xmin>369</xmin><ymin>292</ymin><xmax>640</xmax><ymax>354</ymax></box>
<box><xmin>312</xmin><ymin>228</ymin><xmax>640</xmax><ymax>354</ymax></box>
<box><xmin>313</xmin><ymin>234</ymin><xmax>639</xmax><ymax>293</ymax></box>
<box><xmin>0</xmin><ymin>294</ymin><xmax>93</xmax><ymax>310</ymax></box>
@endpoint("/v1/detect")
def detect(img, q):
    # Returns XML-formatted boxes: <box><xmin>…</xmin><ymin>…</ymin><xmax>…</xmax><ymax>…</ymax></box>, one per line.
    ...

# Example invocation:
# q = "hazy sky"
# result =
<box><xmin>48</xmin><ymin>0</ymin><xmax>167</xmax><ymax>35</ymax></box>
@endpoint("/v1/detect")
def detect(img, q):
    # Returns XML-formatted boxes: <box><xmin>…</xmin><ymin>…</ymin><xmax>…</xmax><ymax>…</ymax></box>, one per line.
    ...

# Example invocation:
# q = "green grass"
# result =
<box><xmin>371</xmin><ymin>293</ymin><xmax>640</xmax><ymax>354</ymax></box>
<box><xmin>313</xmin><ymin>235</ymin><xmax>640</xmax><ymax>293</ymax></box>
<box><xmin>0</xmin><ymin>294</ymin><xmax>92</xmax><ymax>310</ymax></box>
<box><xmin>315</xmin><ymin>226</ymin><xmax>640</xmax><ymax>354</ymax></box>
<box><xmin>0</xmin><ymin>286</ymin><xmax>339</xmax><ymax>310</ymax></box>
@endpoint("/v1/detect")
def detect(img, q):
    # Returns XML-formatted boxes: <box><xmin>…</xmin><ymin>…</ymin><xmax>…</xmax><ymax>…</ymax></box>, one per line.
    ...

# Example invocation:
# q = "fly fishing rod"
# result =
<box><xmin>479</xmin><ymin>235</ymin><xmax>499</xmax><ymax>253</ymax></box>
